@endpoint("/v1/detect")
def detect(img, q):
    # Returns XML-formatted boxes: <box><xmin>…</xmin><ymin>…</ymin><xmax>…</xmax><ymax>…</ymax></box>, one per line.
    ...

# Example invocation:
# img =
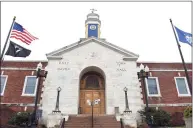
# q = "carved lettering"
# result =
<box><xmin>116</xmin><ymin>61</ymin><xmax>126</xmax><ymax>67</ymax></box>
<box><xmin>59</xmin><ymin>61</ymin><xmax>69</xmax><ymax>65</ymax></box>
<box><xmin>116</xmin><ymin>68</ymin><xmax>126</xmax><ymax>72</ymax></box>
<box><xmin>57</xmin><ymin>68</ymin><xmax>70</xmax><ymax>71</ymax></box>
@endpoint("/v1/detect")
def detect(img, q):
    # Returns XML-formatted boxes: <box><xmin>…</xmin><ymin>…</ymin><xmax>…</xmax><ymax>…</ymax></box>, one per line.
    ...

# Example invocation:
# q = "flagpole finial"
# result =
<box><xmin>13</xmin><ymin>16</ymin><xmax>16</xmax><ymax>20</ymax></box>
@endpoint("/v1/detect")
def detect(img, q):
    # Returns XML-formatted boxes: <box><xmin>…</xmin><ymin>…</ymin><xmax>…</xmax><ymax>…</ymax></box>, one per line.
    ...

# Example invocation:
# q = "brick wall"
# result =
<box><xmin>1</xmin><ymin>61</ymin><xmax>47</xmax><ymax>104</ymax></box>
<box><xmin>137</xmin><ymin>62</ymin><xmax>192</xmax><ymax>105</ymax></box>
<box><xmin>137</xmin><ymin>62</ymin><xmax>192</xmax><ymax>126</ymax></box>
<box><xmin>0</xmin><ymin>61</ymin><xmax>47</xmax><ymax>125</ymax></box>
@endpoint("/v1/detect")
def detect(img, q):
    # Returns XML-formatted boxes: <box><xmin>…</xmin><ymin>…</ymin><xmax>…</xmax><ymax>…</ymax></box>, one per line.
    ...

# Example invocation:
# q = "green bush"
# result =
<box><xmin>8</xmin><ymin>112</ymin><xmax>30</xmax><ymax>126</ymax></box>
<box><xmin>184</xmin><ymin>106</ymin><xmax>192</xmax><ymax>118</ymax></box>
<box><xmin>138</xmin><ymin>107</ymin><xmax>171</xmax><ymax>126</ymax></box>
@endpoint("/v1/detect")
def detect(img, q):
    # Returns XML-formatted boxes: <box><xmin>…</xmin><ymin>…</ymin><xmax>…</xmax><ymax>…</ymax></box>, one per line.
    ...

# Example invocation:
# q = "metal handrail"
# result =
<box><xmin>91</xmin><ymin>102</ymin><xmax>94</xmax><ymax>128</ymax></box>
<box><xmin>120</xmin><ymin>118</ymin><xmax>124</xmax><ymax>128</ymax></box>
<box><xmin>59</xmin><ymin>118</ymin><xmax>65</xmax><ymax>128</ymax></box>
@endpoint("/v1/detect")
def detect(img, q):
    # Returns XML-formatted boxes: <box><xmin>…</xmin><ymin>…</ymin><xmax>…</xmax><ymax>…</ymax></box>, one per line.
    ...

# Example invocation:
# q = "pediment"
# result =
<box><xmin>46</xmin><ymin>37</ymin><xmax>139</xmax><ymax>61</ymax></box>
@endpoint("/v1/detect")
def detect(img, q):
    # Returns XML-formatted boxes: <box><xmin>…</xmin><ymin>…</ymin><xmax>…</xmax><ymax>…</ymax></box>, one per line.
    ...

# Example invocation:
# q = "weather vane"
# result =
<box><xmin>90</xmin><ymin>8</ymin><xmax>97</xmax><ymax>13</ymax></box>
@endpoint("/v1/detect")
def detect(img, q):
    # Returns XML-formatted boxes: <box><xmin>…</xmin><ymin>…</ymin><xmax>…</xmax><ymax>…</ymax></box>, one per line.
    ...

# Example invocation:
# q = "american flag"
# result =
<box><xmin>10</xmin><ymin>22</ymin><xmax>38</xmax><ymax>45</ymax></box>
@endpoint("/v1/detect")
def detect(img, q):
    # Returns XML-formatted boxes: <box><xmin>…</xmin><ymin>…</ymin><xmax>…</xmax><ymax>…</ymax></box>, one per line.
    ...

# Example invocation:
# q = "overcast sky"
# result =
<box><xmin>1</xmin><ymin>2</ymin><xmax>192</xmax><ymax>62</ymax></box>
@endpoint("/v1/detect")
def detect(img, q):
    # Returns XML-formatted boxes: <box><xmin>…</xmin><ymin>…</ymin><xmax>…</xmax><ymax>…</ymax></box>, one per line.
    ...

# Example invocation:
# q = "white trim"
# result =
<box><xmin>0</xmin><ymin>75</ymin><xmax>8</xmax><ymax>96</ymax></box>
<box><xmin>122</xmin><ymin>57</ymin><xmax>138</xmax><ymax>61</ymax></box>
<box><xmin>137</xmin><ymin>61</ymin><xmax>192</xmax><ymax>64</ymax></box>
<box><xmin>46</xmin><ymin>37</ymin><xmax>139</xmax><ymax>58</ymax></box>
<box><xmin>174</xmin><ymin>77</ymin><xmax>191</xmax><ymax>97</ymax></box>
<box><xmin>0</xmin><ymin>103</ymin><xmax>40</xmax><ymax>106</ymax></box>
<box><xmin>3</xmin><ymin>60</ymin><xmax>48</xmax><ymax>62</ymax></box>
<box><xmin>144</xmin><ymin>103</ymin><xmax>192</xmax><ymax>107</ymax></box>
<box><xmin>149</xmin><ymin>69</ymin><xmax>192</xmax><ymax>72</ymax></box>
<box><xmin>46</xmin><ymin>56</ymin><xmax>63</xmax><ymax>59</ymax></box>
<box><xmin>22</xmin><ymin>76</ymin><xmax>38</xmax><ymax>97</ymax></box>
<box><xmin>1</xmin><ymin>67</ymin><xmax>45</xmax><ymax>71</ymax></box>
<box><xmin>145</xmin><ymin>77</ymin><xmax>161</xmax><ymax>97</ymax></box>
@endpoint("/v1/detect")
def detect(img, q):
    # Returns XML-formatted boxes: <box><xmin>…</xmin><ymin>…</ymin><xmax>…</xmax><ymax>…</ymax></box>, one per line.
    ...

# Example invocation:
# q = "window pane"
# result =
<box><xmin>1</xmin><ymin>76</ymin><xmax>6</xmax><ymax>94</ymax></box>
<box><xmin>24</xmin><ymin>77</ymin><xmax>36</xmax><ymax>94</ymax></box>
<box><xmin>25</xmin><ymin>86</ymin><xmax>35</xmax><ymax>94</ymax></box>
<box><xmin>176</xmin><ymin>78</ymin><xmax>188</xmax><ymax>94</ymax></box>
<box><xmin>147</xmin><ymin>78</ymin><xmax>158</xmax><ymax>94</ymax></box>
<box><xmin>86</xmin><ymin>75</ymin><xmax>99</xmax><ymax>88</ymax></box>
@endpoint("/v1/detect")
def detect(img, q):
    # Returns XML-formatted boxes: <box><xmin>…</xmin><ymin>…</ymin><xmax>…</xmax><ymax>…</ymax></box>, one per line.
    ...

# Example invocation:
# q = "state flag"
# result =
<box><xmin>174</xmin><ymin>26</ymin><xmax>192</xmax><ymax>46</ymax></box>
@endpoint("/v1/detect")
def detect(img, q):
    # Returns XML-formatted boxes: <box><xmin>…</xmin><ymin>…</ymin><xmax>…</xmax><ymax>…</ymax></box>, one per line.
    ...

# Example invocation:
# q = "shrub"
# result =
<box><xmin>138</xmin><ymin>107</ymin><xmax>171</xmax><ymax>126</ymax></box>
<box><xmin>184</xmin><ymin>106</ymin><xmax>192</xmax><ymax>118</ymax></box>
<box><xmin>8</xmin><ymin>112</ymin><xmax>30</xmax><ymax>126</ymax></box>
<box><xmin>169</xmin><ymin>112</ymin><xmax>185</xmax><ymax>126</ymax></box>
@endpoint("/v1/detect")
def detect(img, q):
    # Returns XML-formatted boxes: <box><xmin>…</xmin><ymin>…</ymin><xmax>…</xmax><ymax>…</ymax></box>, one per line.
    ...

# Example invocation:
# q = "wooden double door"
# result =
<box><xmin>79</xmin><ymin>71</ymin><xmax>105</xmax><ymax>114</ymax></box>
<box><xmin>79</xmin><ymin>90</ymin><xmax>105</xmax><ymax>114</ymax></box>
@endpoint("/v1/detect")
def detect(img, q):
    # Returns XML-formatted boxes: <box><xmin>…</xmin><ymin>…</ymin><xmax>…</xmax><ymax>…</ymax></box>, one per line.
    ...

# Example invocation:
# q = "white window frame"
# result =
<box><xmin>22</xmin><ymin>76</ymin><xmax>38</xmax><ymax>97</ymax></box>
<box><xmin>145</xmin><ymin>77</ymin><xmax>161</xmax><ymax>97</ymax></box>
<box><xmin>174</xmin><ymin>77</ymin><xmax>191</xmax><ymax>97</ymax></box>
<box><xmin>0</xmin><ymin>75</ymin><xmax>8</xmax><ymax>96</ymax></box>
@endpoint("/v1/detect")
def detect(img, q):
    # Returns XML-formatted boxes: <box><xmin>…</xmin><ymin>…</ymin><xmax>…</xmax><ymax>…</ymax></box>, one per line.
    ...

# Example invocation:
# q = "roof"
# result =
<box><xmin>46</xmin><ymin>37</ymin><xmax>139</xmax><ymax>61</ymax></box>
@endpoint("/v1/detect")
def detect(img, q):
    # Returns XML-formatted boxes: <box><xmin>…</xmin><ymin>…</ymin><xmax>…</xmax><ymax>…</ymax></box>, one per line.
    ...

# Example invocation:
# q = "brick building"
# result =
<box><xmin>0</xmin><ymin>11</ymin><xmax>192</xmax><ymax>127</ymax></box>
<box><xmin>1</xmin><ymin>61</ymin><xmax>192</xmax><ymax>126</ymax></box>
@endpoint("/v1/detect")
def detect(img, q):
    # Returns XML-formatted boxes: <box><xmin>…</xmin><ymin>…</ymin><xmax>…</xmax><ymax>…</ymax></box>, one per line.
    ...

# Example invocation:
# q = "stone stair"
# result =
<box><xmin>63</xmin><ymin>114</ymin><xmax>122</xmax><ymax>128</ymax></box>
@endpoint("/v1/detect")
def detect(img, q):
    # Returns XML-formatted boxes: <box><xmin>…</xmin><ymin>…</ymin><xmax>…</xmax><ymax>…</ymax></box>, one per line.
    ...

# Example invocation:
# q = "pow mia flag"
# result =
<box><xmin>5</xmin><ymin>41</ymin><xmax>31</xmax><ymax>57</ymax></box>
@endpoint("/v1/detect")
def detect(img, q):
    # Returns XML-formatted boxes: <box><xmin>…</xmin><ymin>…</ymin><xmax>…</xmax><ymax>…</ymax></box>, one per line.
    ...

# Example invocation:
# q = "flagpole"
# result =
<box><xmin>0</xmin><ymin>16</ymin><xmax>16</xmax><ymax>62</ymax></box>
<box><xmin>169</xmin><ymin>19</ymin><xmax>192</xmax><ymax>95</ymax></box>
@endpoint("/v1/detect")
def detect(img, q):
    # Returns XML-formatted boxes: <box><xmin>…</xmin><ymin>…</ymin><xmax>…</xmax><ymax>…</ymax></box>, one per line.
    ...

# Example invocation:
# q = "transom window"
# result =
<box><xmin>145</xmin><ymin>77</ymin><xmax>161</xmax><ymax>97</ymax></box>
<box><xmin>1</xmin><ymin>75</ymin><xmax>8</xmax><ymax>96</ymax></box>
<box><xmin>174</xmin><ymin>77</ymin><xmax>190</xmax><ymax>96</ymax></box>
<box><xmin>86</xmin><ymin>75</ymin><xmax>99</xmax><ymax>88</ymax></box>
<box><xmin>22</xmin><ymin>76</ymin><xmax>37</xmax><ymax>96</ymax></box>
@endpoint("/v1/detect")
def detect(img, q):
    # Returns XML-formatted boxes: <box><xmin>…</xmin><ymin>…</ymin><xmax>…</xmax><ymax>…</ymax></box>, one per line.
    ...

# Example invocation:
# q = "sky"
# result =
<box><xmin>1</xmin><ymin>2</ymin><xmax>192</xmax><ymax>62</ymax></box>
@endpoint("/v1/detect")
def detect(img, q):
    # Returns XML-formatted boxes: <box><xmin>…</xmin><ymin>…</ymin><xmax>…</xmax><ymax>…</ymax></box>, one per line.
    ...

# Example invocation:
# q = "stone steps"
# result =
<box><xmin>63</xmin><ymin>115</ymin><xmax>122</xmax><ymax>128</ymax></box>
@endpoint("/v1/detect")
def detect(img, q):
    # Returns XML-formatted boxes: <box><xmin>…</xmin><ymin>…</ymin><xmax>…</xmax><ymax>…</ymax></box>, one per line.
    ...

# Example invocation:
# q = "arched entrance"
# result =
<box><xmin>79</xmin><ymin>66</ymin><xmax>105</xmax><ymax>114</ymax></box>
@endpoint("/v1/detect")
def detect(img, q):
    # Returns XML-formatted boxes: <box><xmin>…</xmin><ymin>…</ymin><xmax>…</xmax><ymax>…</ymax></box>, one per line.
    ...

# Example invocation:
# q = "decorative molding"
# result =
<box><xmin>149</xmin><ymin>69</ymin><xmax>192</xmax><ymax>72</ymax></box>
<box><xmin>47</xmin><ymin>56</ymin><xmax>63</xmax><ymax>60</ymax></box>
<box><xmin>1</xmin><ymin>67</ymin><xmax>45</xmax><ymax>71</ymax></box>
<box><xmin>123</xmin><ymin>57</ymin><xmax>138</xmax><ymax>61</ymax></box>
<box><xmin>46</xmin><ymin>37</ymin><xmax>139</xmax><ymax>58</ymax></box>
<box><xmin>149</xmin><ymin>72</ymin><xmax>152</xmax><ymax>77</ymax></box>
<box><xmin>145</xmin><ymin>103</ymin><xmax>192</xmax><ymax>107</ymax></box>
<box><xmin>137</xmin><ymin>61</ymin><xmax>192</xmax><ymax>64</ymax></box>
<box><xmin>31</xmin><ymin>71</ymin><xmax>34</xmax><ymax>75</ymax></box>
<box><xmin>0</xmin><ymin>103</ymin><xmax>41</xmax><ymax>106</ymax></box>
<box><xmin>2</xmin><ymin>60</ymin><xmax>48</xmax><ymax>62</ymax></box>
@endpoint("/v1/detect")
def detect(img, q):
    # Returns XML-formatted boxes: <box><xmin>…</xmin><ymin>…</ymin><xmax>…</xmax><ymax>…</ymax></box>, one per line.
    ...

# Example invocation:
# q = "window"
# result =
<box><xmin>174</xmin><ymin>77</ymin><xmax>191</xmax><ymax>96</ymax></box>
<box><xmin>22</xmin><ymin>76</ymin><xmax>38</xmax><ymax>96</ymax></box>
<box><xmin>1</xmin><ymin>75</ymin><xmax>8</xmax><ymax>95</ymax></box>
<box><xmin>145</xmin><ymin>77</ymin><xmax>161</xmax><ymax>97</ymax></box>
<box><xmin>86</xmin><ymin>75</ymin><xmax>99</xmax><ymax>89</ymax></box>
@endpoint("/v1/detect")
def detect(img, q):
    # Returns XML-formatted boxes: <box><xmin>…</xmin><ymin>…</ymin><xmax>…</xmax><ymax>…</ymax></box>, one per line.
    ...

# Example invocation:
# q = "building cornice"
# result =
<box><xmin>137</xmin><ymin>61</ymin><xmax>192</xmax><ymax>64</ymax></box>
<box><xmin>149</xmin><ymin>69</ymin><xmax>192</xmax><ymax>72</ymax></box>
<box><xmin>144</xmin><ymin>103</ymin><xmax>192</xmax><ymax>107</ymax></box>
<box><xmin>1</xmin><ymin>67</ymin><xmax>45</xmax><ymax>71</ymax></box>
<box><xmin>2</xmin><ymin>60</ymin><xmax>48</xmax><ymax>62</ymax></box>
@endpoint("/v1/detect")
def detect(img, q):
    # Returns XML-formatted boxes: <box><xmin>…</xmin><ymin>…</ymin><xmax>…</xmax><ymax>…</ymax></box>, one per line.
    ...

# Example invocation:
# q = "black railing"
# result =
<box><xmin>120</xmin><ymin>118</ymin><xmax>124</xmax><ymax>128</ymax></box>
<box><xmin>59</xmin><ymin>118</ymin><xmax>65</xmax><ymax>128</ymax></box>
